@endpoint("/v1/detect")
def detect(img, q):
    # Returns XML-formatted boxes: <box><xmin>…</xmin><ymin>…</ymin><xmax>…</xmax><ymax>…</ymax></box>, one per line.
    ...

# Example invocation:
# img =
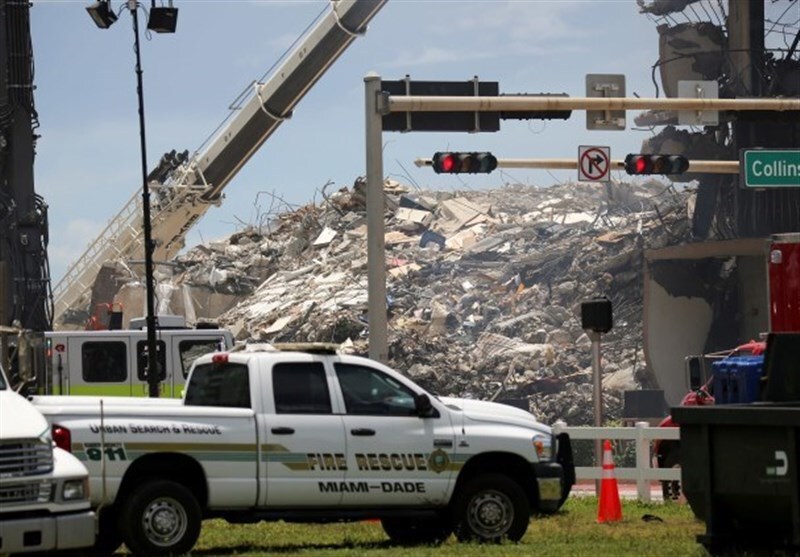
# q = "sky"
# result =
<box><xmin>30</xmin><ymin>0</ymin><xmax>669</xmax><ymax>283</ymax></box>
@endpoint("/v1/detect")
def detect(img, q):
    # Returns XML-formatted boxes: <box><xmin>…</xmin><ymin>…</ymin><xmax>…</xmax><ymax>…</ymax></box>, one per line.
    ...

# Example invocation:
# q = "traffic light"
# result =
<box><xmin>432</xmin><ymin>152</ymin><xmax>498</xmax><ymax>174</ymax></box>
<box><xmin>624</xmin><ymin>154</ymin><xmax>689</xmax><ymax>175</ymax></box>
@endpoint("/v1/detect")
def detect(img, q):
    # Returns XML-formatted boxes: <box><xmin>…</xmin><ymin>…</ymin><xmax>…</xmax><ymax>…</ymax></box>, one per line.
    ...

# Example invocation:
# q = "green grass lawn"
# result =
<box><xmin>169</xmin><ymin>498</ymin><xmax>705</xmax><ymax>556</ymax></box>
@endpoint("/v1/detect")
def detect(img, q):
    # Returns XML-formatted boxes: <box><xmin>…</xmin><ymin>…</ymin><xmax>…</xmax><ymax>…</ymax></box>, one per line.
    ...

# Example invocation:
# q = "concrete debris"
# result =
<box><xmin>126</xmin><ymin>178</ymin><xmax>693</xmax><ymax>425</ymax></box>
<box><xmin>312</xmin><ymin>226</ymin><xmax>338</xmax><ymax>247</ymax></box>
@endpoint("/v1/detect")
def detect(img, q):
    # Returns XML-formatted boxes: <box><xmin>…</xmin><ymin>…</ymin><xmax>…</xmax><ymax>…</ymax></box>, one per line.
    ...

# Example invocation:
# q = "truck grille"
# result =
<box><xmin>0</xmin><ymin>480</ymin><xmax>53</xmax><ymax>504</ymax></box>
<box><xmin>0</xmin><ymin>440</ymin><xmax>54</xmax><ymax>477</ymax></box>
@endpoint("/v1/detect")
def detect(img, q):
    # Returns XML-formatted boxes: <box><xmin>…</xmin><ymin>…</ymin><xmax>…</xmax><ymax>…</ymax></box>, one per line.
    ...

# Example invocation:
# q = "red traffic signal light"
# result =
<box><xmin>432</xmin><ymin>152</ymin><xmax>498</xmax><ymax>174</ymax></box>
<box><xmin>624</xmin><ymin>154</ymin><xmax>689</xmax><ymax>175</ymax></box>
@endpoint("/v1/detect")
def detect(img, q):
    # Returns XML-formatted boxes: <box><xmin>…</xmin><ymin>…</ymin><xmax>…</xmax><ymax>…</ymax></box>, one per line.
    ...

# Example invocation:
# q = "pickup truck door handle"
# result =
<box><xmin>271</xmin><ymin>427</ymin><xmax>295</xmax><ymax>435</ymax></box>
<box><xmin>350</xmin><ymin>428</ymin><xmax>375</xmax><ymax>436</ymax></box>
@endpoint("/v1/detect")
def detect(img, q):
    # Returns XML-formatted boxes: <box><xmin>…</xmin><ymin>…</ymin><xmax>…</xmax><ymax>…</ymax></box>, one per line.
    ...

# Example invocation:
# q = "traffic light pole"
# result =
<box><xmin>414</xmin><ymin>157</ymin><xmax>741</xmax><ymax>174</ymax></box>
<box><xmin>364</xmin><ymin>73</ymin><xmax>388</xmax><ymax>364</ymax></box>
<box><xmin>365</xmin><ymin>78</ymin><xmax>798</xmax><ymax>365</ymax></box>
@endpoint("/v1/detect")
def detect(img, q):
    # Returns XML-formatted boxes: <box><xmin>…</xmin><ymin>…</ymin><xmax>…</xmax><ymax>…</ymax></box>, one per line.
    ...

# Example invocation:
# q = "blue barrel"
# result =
<box><xmin>732</xmin><ymin>355</ymin><xmax>765</xmax><ymax>403</ymax></box>
<box><xmin>728</xmin><ymin>357</ymin><xmax>743</xmax><ymax>404</ymax></box>
<box><xmin>711</xmin><ymin>358</ymin><xmax>730</xmax><ymax>404</ymax></box>
<box><xmin>712</xmin><ymin>356</ymin><xmax>765</xmax><ymax>404</ymax></box>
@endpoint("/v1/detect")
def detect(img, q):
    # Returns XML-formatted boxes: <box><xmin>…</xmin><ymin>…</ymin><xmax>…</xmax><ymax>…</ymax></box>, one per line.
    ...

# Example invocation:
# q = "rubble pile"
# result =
<box><xmin>172</xmin><ymin>178</ymin><xmax>693</xmax><ymax>425</ymax></box>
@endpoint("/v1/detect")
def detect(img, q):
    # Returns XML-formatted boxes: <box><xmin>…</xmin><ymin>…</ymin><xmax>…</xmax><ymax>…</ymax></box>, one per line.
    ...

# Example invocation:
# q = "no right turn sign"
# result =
<box><xmin>578</xmin><ymin>145</ymin><xmax>611</xmax><ymax>183</ymax></box>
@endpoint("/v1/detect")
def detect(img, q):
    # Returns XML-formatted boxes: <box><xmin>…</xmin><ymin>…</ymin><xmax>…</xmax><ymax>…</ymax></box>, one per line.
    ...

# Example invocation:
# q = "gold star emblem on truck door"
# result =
<box><xmin>428</xmin><ymin>449</ymin><xmax>449</xmax><ymax>474</ymax></box>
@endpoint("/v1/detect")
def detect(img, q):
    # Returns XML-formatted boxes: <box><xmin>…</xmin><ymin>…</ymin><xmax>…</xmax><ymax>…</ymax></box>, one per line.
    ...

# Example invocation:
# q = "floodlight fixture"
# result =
<box><xmin>148</xmin><ymin>1</ymin><xmax>178</xmax><ymax>34</ymax></box>
<box><xmin>86</xmin><ymin>1</ymin><xmax>118</xmax><ymax>29</ymax></box>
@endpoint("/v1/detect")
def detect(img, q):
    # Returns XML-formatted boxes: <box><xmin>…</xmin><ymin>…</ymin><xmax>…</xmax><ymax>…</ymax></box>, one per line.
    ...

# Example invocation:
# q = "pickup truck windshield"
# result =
<box><xmin>184</xmin><ymin>362</ymin><xmax>251</xmax><ymax>408</ymax></box>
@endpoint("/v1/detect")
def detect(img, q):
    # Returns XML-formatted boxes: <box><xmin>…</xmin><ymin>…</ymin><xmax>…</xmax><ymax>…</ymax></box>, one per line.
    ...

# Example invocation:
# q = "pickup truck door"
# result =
<box><xmin>333</xmin><ymin>362</ymin><xmax>455</xmax><ymax>507</ymax></box>
<box><xmin>258</xmin><ymin>358</ymin><xmax>347</xmax><ymax>507</ymax></box>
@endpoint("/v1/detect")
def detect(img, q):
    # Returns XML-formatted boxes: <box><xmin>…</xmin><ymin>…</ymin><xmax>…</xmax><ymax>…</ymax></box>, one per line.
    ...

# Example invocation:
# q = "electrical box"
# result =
<box><xmin>581</xmin><ymin>297</ymin><xmax>613</xmax><ymax>333</ymax></box>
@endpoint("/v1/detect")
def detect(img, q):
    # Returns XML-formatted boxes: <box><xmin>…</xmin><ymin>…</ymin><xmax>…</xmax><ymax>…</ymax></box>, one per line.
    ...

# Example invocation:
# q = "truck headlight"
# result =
<box><xmin>533</xmin><ymin>434</ymin><xmax>553</xmax><ymax>460</ymax></box>
<box><xmin>62</xmin><ymin>478</ymin><xmax>88</xmax><ymax>501</ymax></box>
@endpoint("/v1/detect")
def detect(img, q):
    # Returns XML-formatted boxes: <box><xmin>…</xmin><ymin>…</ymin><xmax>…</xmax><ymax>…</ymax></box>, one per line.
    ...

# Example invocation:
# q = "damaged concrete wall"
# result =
<box><xmin>643</xmin><ymin>239</ymin><xmax>770</xmax><ymax>404</ymax></box>
<box><xmin>657</xmin><ymin>22</ymin><xmax>725</xmax><ymax>98</ymax></box>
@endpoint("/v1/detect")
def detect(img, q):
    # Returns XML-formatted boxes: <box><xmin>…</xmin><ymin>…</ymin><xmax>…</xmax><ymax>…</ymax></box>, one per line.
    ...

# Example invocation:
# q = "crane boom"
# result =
<box><xmin>52</xmin><ymin>0</ymin><xmax>386</xmax><ymax>323</ymax></box>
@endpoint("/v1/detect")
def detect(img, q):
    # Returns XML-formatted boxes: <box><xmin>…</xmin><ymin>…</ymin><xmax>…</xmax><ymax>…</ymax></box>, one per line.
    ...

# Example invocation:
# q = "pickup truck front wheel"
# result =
<box><xmin>453</xmin><ymin>474</ymin><xmax>530</xmax><ymax>543</ymax></box>
<box><xmin>120</xmin><ymin>480</ymin><xmax>202</xmax><ymax>557</ymax></box>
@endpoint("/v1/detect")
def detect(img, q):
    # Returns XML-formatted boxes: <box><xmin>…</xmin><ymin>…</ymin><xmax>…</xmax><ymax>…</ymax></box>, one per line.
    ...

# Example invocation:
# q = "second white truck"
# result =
<box><xmin>0</xmin><ymin>363</ymin><xmax>95</xmax><ymax>555</ymax></box>
<box><xmin>31</xmin><ymin>343</ymin><xmax>575</xmax><ymax>555</ymax></box>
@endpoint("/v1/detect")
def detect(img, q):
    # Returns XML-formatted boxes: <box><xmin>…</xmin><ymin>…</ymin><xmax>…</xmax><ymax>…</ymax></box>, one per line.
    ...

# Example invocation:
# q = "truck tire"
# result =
<box><xmin>453</xmin><ymin>474</ymin><xmax>530</xmax><ymax>543</ymax></box>
<box><xmin>93</xmin><ymin>505</ymin><xmax>123</xmax><ymax>556</ymax></box>
<box><xmin>119</xmin><ymin>479</ymin><xmax>202</xmax><ymax>557</ymax></box>
<box><xmin>661</xmin><ymin>450</ymin><xmax>682</xmax><ymax>502</ymax></box>
<box><xmin>381</xmin><ymin>515</ymin><xmax>452</xmax><ymax>545</ymax></box>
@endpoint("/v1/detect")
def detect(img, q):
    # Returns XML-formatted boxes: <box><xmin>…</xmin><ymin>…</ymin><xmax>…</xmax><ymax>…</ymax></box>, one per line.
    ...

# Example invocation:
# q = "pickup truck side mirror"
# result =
<box><xmin>415</xmin><ymin>393</ymin><xmax>436</xmax><ymax>418</ymax></box>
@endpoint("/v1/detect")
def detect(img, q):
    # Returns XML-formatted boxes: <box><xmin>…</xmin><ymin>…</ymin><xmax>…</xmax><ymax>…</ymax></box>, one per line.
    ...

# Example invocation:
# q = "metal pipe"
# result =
<box><xmin>390</xmin><ymin>95</ymin><xmax>800</xmax><ymax>113</ymax></box>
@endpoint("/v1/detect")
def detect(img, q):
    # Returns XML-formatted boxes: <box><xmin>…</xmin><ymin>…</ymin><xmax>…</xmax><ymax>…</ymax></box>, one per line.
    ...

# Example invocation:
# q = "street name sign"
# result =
<box><xmin>740</xmin><ymin>149</ymin><xmax>800</xmax><ymax>188</ymax></box>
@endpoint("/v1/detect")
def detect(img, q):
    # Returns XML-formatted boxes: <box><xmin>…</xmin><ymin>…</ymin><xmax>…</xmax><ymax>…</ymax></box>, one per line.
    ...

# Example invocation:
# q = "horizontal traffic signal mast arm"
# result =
<box><xmin>388</xmin><ymin>95</ymin><xmax>800</xmax><ymax>113</ymax></box>
<box><xmin>414</xmin><ymin>158</ymin><xmax>740</xmax><ymax>174</ymax></box>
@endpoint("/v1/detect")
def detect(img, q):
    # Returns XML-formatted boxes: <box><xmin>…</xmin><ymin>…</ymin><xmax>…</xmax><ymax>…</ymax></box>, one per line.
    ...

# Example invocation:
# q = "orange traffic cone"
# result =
<box><xmin>597</xmin><ymin>439</ymin><xmax>623</xmax><ymax>523</ymax></box>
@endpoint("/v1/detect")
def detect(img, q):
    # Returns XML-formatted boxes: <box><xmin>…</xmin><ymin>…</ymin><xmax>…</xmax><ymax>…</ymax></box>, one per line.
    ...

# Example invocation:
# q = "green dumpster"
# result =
<box><xmin>673</xmin><ymin>403</ymin><xmax>799</xmax><ymax>553</ymax></box>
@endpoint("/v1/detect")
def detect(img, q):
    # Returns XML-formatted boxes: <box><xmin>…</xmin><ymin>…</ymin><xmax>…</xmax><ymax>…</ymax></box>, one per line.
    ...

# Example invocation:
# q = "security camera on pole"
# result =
<box><xmin>581</xmin><ymin>296</ymin><xmax>613</xmax><ymax>494</ymax></box>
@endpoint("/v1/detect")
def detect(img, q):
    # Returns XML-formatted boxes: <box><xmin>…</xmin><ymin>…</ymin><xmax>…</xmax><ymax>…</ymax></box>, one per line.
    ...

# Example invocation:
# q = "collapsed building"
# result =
<box><xmin>47</xmin><ymin>1</ymin><xmax>798</xmax><ymax>419</ymax></box>
<box><xmin>83</xmin><ymin>177</ymin><xmax>694</xmax><ymax>426</ymax></box>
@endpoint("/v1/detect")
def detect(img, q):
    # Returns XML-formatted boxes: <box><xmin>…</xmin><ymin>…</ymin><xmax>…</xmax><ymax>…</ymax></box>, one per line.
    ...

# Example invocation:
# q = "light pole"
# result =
<box><xmin>86</xmin><ymin>0</ymin><xmax>178</xmax><ymax>397</ymax></box>
<box><xmin>580</xmin><ymin>297</ymin><xmax>613</xmax><ymax>495</ymax></box>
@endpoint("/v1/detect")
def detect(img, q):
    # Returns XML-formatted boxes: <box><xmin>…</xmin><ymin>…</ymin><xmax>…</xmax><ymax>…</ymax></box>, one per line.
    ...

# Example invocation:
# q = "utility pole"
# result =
<box><xmin>0</xmin><ymin>0</ymin><xmax>52</xmax><ymax>333</ymax></box>
<box><xmin>0</xmin><ymin>0</ymin><xmax>52</xmax><ymax>388</ymax></box>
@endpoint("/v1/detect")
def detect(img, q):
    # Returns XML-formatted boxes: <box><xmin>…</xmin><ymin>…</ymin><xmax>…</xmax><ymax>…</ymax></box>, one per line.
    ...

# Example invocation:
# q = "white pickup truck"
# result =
<box><xmin>31</xmin><ymin>344</ymin><xmax>575</xmax><ymax>555</ymax></box>
<box><xmin>0</xmin><ymin>364</ymin><xmax>95</xmax><ymax>555</ymax></box>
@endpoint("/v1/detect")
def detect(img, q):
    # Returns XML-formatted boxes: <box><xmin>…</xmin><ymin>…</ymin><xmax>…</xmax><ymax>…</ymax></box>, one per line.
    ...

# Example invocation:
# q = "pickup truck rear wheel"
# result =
<box><xmin>381</xmin><ymin>515</ymin><xmax>452</xmax><ymax>545</ymax></box>
<box><xmin>120</xmin><ymin>480</ymin><xmax>201</xmax><ymax>557</ymax></box>
<box><xmin>453</xmin><ymin>473</ymin><xmax>530</xmax><ymax>543</ymax></box>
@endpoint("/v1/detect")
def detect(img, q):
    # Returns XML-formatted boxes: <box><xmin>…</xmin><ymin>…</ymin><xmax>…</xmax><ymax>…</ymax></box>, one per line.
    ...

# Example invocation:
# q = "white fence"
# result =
<box><xmin>552</xmin><ymin>420</ymin><xmax>681</xmax><ymax>502</ymax></box>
